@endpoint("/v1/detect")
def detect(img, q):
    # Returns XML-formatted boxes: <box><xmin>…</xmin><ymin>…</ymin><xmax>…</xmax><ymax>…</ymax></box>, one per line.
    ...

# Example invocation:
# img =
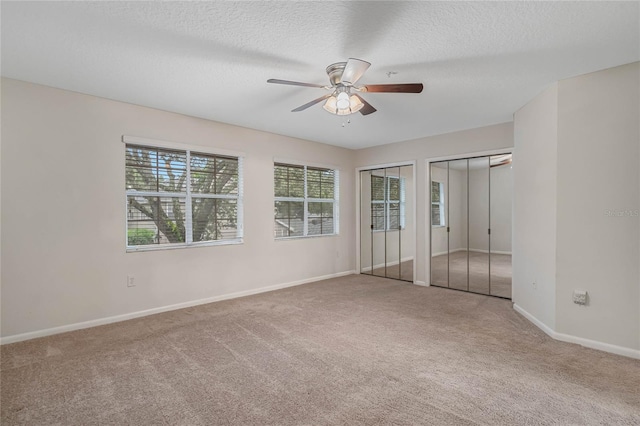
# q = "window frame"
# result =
<box><xmin>371</xmin><ymin>175</ymin><xmax>406</xmax><ymax>232</ymax></box>
<box><xmin>431</xmin><ymin>180</ymin><xmax>445</xmax><ymax>228</ymax></box>
<box><xmin>123</xmin><ymin>136</ymin><xmax>244</xmax><ymax>252</ymax></box>
<box><xmin>274</xmin><ymin>162</ymin><xmax>339</xmax><ymax>239</ymax></box>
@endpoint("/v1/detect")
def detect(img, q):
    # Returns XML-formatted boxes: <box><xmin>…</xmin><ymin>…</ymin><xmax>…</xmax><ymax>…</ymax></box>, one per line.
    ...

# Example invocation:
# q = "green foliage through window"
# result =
<box><xmin>125</xmin><ymin>144</ymin><xmax>242</xmax><ymax>248</ymax></box>
<box><xmin>274</xmin><ymin>163</ymin><xmax>338</xmax><ymax>238</ymax></box>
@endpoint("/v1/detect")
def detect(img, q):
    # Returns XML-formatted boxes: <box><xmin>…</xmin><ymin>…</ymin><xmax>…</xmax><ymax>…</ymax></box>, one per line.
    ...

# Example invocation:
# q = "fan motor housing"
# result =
<box><xmin>326</xmin><ymin>62</ymin><xmax>347</xmax><ymax>86</ymax></box>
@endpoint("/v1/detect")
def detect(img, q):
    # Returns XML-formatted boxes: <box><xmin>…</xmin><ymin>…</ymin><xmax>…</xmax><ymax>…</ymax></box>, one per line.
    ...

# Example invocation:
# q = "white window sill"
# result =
<box><xmin>432</xmin><ymin>225</ymin><xmax>446</xmax><ymax>228</ymax></box>
<box><xmin>275</xmin><ymin>233</ymin><xmax>338</xmax><ymax>241</ymax></box>
<box><xmin>127</xmin><ymin>238</ymin><xmax>243</xmax><ymax>253</ymax></box>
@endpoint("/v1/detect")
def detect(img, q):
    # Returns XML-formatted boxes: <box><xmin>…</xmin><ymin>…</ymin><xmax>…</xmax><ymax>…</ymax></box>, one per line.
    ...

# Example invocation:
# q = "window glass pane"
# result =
<box><xmin>307</xmin><ymin>168</ymin><xmax>335</xmax><ymax>199</ymax></box>
<box><xmin>308</xmin><ymin>202</ymin><xmax>334</xmax><ymax>235</ymax></box>
<box><xmin>127</xmin><ymin>196</ymin><xmax>186</xmax><ymax>245</ymax></box>
<box><xmin>192</xmin><ymin>198</ymin><xmax>238</xmax><ymax>242</ymax></box>
<box><xmin>274</xmin><ymin>165</ymin><xmax>288</xmax><ymax>197</ymax></box>
<box><xmin>274</xmin><ymin>163</ymin><xmax>337</xmax><ymax>238</ymax></box>
<box><xmin>274</xmin><ymin>201</ymin><xmax>304</xmax><ymax>237</ymax></box>
<box><xmin>191</xmin><ymin>154</ymin><xmax>238</xmax><ymax>195</ymax></box>
<box><xmin>274</xmin><ymin>164</ymin><xmax>304</xmax><ymax>198</ymax></box>
<box><xmin>289</xmin><ymin>179</ymin><xmax>305</xmax><ymax>198</ymax></box>
<box><xmin>307</xmin><ymin>172</ymin><xmax>321</xmax><ymax>198</ymax></box>
<box><xmin>322</xmin><ymin>169</ymin><xmax>336</xmax><ymax>199</ymax></box>
<box><xmin>126</xmin><ymin>146</ymin><xmax>187</xmax><ymax>193</ymax></box>
<box><xmin>216</xmin><ymin>199</ymin><xmax>239</xmax><ymax>240</ymax></box>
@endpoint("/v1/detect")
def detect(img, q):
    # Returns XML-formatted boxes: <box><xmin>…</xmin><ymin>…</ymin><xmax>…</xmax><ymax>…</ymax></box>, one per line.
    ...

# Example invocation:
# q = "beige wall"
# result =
<box><xmin>1</xmin><ymin>78</ymin><xmax>356</xmax><ymax>338</ymax></box>
<box><xmin>513</xmin><ymin>83</ymin><xmax>559</xmax><ymax>330</ymax></box>
<box><xmin>513</xmin><ymin>62</ymin><xmax>640</xmax><ymax>355</ymax></box>
<box><xmin>355</xmin><ymin>122</ymin><xmax>514</xmax><ymax>284</ymax></box>
<box><xmin>556</xmin><ymin>62</ymin><xmax>639</xmax><ymax>350</ymax></box>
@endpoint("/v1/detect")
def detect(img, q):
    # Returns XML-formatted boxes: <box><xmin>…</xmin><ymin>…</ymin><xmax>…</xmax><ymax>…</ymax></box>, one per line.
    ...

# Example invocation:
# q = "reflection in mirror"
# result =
<box><xmin>430</xmin><ymin>161</ymin><xmax>449</xmax><ymax>287</ymax></box>
<box><xmin>468</xmin><ymin>157</ymin><xmax>490</xmax><ymax>294</ymax></box>
<box><xmin>385</xmin><ymin>167</ymin><xmax>401</xmax><ymax>279</ymax></box>
<box><xmin>361</xmin><ymin>164</ymin><xmax>414</xmax><ymax>283</ymax></box>
<box><xmin>360</xmin><ymin>170</ymin><xmax>373</xmax><ymax>275</ymax></box>
<box><xmin>447</xmin><ymin>159</ymin><xmax>469</xmax><ymax>291</ymax></box>
<box><xmin>371</xmin><ymin>169</ymin><xmax>387</xmax><ymax>277</ymax></box>
<box><xmin>399</xmin><ymin>165</ymin><xmax>414</xmax><ymax>282</ymax></box>
<box><xmin>490</xmin><ymin>154</ymin><xmax>513</xmax><ymax>298</ymax></box>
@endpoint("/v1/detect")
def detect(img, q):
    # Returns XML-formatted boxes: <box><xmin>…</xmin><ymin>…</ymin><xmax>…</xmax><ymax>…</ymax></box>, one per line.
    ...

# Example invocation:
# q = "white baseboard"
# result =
<box><xmin>513</xmin><ymin>304</ymin><xmax>640</xmax><ymax>360</ymax></box>
<box><xmin>431</xmin><ymin>248</ymin><xmax>466</xmax><ymax>257</ymax></box>
<box><xmin>0</xmin><ymin>270</ymin><xmax>356</xmax><ymax>345</ymax></box>
<box><xmin>468</xmin><ymin>249</ymin><xmax>512</xmax><ymax>255</ymax></box>
<box><xmin>414</xmin><ymin>281</ymin><xmax>428</xmax><ymax>287</ymax></box>
<box><xmin>361</xmin><ymin>256</ymin><xmax>414</xmax><ymax>272</ymax></box>
<box><xmin>432</xmin><ymin>248</ymin><xmax>512</xmax><ymax>257</ymax></box>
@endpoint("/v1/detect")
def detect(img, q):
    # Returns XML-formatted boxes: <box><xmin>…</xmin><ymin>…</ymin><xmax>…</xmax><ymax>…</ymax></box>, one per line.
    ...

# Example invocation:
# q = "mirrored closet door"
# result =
<box><xmin>429</xmin><ymin>154</ymin><xmax>512</xmax><ymax>299</ymax></box>
<box><xmin>360</xmin><ymin>165</ymin><xmax>414</xmax><ymax>282</ymax></box>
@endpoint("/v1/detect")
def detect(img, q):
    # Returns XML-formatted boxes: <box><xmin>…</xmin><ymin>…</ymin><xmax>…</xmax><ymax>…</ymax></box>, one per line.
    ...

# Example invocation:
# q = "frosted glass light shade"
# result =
<box><xmin>323</xmin><ymin>93</ymin><xmax>364</xmax><ymax>115</ymax></box>
<box><xmin>336</xmin><ymin>91</ymin><xmax>350</xmax><ymax>109</ymax></box>
<box><xmin>348</xmin><ymin>95</ymin><xmax>364</xmax><ymax>113</ymax></box>
<box><xmin>322</xmin><ymin>96</ymin><xmax>338</xmax><ymax>113</ymax></box>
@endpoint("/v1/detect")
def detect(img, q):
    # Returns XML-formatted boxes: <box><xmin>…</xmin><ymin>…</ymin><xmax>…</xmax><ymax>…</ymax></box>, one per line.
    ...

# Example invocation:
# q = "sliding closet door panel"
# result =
<box><xmin>490</xmin><ymin>154</ymin><xmax>513</xmax><ymax>298</ymax></box>
<box><xmin>400</xmin><ymin>165</ymin><xmax>414</xmax><ymax>282</ymax></box>
<box><xmin>468</xmin><ymin>157</ymin><xmax>490</xmax><ymax>295</ymax></box>
<box><xmin>384</xmin><ymin>167</ymin><xmax>401</xmax><ymax>279</ymax></box>
<box><xmin>448</xmin><ymin>159</ymin><xmax>468</xmax><ymax>291</ymax></box>
<box><xmin>360</xmin><ymin>171</ymin><xmax>373</xmax><ymax>275</ymax></box>
<box><xmin>430</xmin><ymin>162</ymin><xmax>449</xmax><ymax>287</ymax></box>
<box><xmin>371</xmin><ymin>170</ymin><xmax>386</xmax><ymax>277</ymax></box>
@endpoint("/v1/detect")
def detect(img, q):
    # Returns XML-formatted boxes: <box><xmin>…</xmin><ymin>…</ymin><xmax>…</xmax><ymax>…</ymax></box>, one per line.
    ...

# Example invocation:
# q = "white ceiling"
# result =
<box><xmin>2</xmin><ymin>1</ymin><xmax>638</xmax><ymax>149</ymax></box>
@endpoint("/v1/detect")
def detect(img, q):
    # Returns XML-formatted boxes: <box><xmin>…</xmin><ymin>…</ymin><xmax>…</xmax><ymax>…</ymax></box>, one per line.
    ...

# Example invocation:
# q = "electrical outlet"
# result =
<box><xmin>573</xmin><ymin>289</ymin><xmax>587</xmax><ymax>305</ymax></box>
<box><xmin>127</xmin><ymin>275</ymin><xmax>135</xmax><ymax>287</ymax></box>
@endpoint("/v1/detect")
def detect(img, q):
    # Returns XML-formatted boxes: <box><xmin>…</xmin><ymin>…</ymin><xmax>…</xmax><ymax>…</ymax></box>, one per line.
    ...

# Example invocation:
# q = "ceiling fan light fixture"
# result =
<box><xmin>322</xmin><ymin>96</ymin><xmax>338</xmax><ymax>114</ymax></box>
<box><xmin>348</xmin><ymin>95</ymin><xmax>364</xmax><ymax>113</ymax></box>
<box><xmin>322</xmin><ymin>93</ymin><xmax>364</xmax><ymax>115</ymax></box>
<box><xmin>336</xmin><ymin>91</ymin><xmax>350</xmax><ymax>109</ymax></box>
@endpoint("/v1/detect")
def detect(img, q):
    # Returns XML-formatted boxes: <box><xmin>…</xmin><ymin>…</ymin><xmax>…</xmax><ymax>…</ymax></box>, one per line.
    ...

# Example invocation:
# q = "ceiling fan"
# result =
<box><xmin>267</xmin><ymin>58</ymin><xmax>423</xmax><ymax>116</ymax></box>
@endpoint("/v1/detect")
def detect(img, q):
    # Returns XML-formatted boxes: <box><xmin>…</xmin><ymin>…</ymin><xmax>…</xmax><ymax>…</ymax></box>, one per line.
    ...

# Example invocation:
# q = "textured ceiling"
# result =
<box><xmin>2</xmin><ymin>1</ymin><xmax>639</xmax><ymax>149</ymax></box>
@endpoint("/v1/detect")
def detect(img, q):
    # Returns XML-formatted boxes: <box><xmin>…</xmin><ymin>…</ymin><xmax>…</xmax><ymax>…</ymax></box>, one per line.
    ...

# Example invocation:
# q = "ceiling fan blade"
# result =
<box><xmin>340</xmin><ymin>58</ymin><xmax>371</xmax><ymax>85</ymax></box>
<box><xmin>361</xmin><ymin>83</ymin><xmax>423</xmax><ymax>93</ymax></box>
<box><xmin>292</xmin><ymin>94</ymin><xmax>332</xmax><ymax>112</ymax></box>
<box><xmin>267</xmin><ymin>79</ymin><xmax>326</xmax><ymax>88</ymax></box>
<box><xmin>354</xmin><ymin>94</ymin><xmax>377</xmax><ymax>116</ymax></box>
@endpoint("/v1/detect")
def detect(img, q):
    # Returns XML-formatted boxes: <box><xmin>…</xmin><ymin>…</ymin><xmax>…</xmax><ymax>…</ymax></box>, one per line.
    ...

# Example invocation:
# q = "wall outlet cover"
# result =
<box><xmin>573</xmin><ymin>289</ymin><xmax>588</xmax><ymax>305</ymax></box>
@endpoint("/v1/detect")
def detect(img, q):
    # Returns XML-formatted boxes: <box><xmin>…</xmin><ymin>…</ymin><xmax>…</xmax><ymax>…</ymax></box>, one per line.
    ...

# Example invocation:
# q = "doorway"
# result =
<box><xmin>429</xmin><ymin>154</ymin><xmax>512</xmax><ymax>299</ymax></box>
<box><xmin>360</xmin><ymin>164</ymin><xmax>414</xmax><ymax>282</ymax></box>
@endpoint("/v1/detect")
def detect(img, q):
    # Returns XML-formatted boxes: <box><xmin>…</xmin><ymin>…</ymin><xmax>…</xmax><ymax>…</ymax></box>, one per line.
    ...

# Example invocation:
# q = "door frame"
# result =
<box><xmin>355</xmin><ymin>160</ymin><xmax>417</xmax><ymax>283</ymax></box>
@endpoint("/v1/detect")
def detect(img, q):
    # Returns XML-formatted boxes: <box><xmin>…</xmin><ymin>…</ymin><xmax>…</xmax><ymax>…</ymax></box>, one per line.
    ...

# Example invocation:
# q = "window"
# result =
<box><xmin>371</xmin><ymin>175</ymin><xmax>405</xmax><ymax>231</ymax></box>
<box><xmin>274</xmin><ymin>163</ymin><xmax>338</xmax><ymax>238</ymax></box>
<box><xmin>125</xmin><ymin>144</ymin><xmax>242</xmax><ymax>250</ymax></box>
<box><xmin>431</xmin><ymin>181</ymin><xmax>445</xmax><ymax>227</ymax></box>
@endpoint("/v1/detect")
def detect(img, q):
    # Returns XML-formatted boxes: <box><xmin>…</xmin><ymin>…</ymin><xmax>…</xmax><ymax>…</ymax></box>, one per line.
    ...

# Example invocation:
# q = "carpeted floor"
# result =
<box><xmin>2</xmin><ymin>275</ymin><xmax>638</xmax><ymax>425</ymax></box>
<box><xmin>369</xmin><ymin>259</ymin><xmax>413</xmax><ymax>282</ymax></box>
<box><xmin>431</xmin><ymin>251</ymin><xmax>512</xmax><ymax>298</ymax></box>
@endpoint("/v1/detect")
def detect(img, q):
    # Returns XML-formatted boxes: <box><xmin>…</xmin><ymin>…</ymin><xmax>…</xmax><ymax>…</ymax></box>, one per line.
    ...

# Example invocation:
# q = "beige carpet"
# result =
<box><xmin>2</xmin><ymin>275</ymin><xmax>638</xmax><ymax>425</ymax></box>
<box><xmin>369</xmin><ymin>259</ymin><xmax>413</xmax><ymax>281</ymax></box>
<box><xmin>431</xmin><ymin>251</ymin><xmax>512</xmax><ymax>298</ymax></box>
